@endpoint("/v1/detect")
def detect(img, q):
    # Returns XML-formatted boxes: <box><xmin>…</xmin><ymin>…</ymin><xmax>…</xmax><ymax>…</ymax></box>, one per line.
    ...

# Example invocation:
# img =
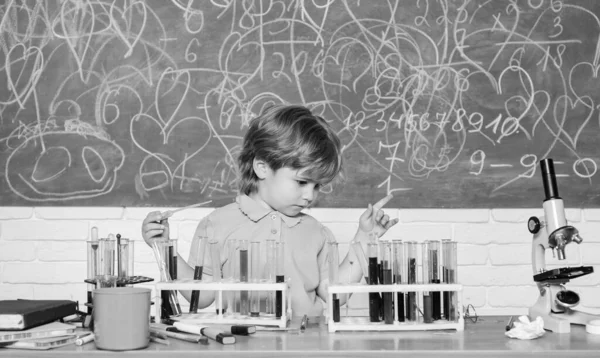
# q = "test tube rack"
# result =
<box><xmin>327</xmin><ymin>283</ymin><xmax>464</xmax><ymax>332</ymax></box>
<box><xmin>155</xmin><ymin>280</ymin><xmax>291</xmax><ymax>328</ymax></box>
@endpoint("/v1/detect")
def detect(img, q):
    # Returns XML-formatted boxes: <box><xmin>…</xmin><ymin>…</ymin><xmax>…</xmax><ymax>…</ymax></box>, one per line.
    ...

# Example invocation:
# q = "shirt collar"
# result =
<box><xmin>237</xmin><ymin>195</ymin><xmax>302</xmax><ymax>228</ymax></box>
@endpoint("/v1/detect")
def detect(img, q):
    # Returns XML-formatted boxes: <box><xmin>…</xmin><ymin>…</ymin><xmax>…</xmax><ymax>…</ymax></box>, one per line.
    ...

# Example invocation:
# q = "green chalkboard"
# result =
<box><xmin>1</xmin><ymin>0</ymin><xmax>600</xmax><ymax>208</ymax></box>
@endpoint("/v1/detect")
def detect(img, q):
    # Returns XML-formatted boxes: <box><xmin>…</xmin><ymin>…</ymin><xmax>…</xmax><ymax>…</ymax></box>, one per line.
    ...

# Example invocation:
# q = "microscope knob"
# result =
<box><xmin>528</xmin><ymin>217</ymin><xmax>541</xmax><ymax>234</ymax></box>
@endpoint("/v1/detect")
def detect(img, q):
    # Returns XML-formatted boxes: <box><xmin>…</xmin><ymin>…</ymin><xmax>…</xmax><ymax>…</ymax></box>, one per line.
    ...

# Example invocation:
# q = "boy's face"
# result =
<box><xmin>255</xmin><ymin>166</ymin><xmax>320</xmax><ymax>216</ymax></box>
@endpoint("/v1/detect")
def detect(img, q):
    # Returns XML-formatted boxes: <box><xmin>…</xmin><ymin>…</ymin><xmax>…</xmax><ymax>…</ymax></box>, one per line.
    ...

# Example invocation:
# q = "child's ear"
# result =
<box><xmin>253</xmin><ymin>158</ymin><xmax>269</xmax><ymax>179</ymax></box>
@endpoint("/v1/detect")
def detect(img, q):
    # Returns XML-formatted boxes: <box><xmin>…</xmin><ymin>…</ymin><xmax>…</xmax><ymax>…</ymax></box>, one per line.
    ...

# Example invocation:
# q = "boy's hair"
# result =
<box><xmin>237</xmin><ymin>104</ymin><xmax>343</xmax><ymax>195</ymax></box>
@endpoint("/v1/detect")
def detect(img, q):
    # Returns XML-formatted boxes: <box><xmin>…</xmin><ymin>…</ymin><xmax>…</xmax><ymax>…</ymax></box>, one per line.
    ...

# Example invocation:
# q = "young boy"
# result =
<box><xmin>141</xmin><ymin>104</ymin><xmax>398</xmax><ymax>317</ymax></box>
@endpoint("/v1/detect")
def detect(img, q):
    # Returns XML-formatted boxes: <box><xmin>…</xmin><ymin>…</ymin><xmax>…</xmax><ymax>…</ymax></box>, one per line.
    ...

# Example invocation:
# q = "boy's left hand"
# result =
<box><xmin>359</xmin><ymin>194</ymin><xmax>399</xmax><ymax>237</ymax></box>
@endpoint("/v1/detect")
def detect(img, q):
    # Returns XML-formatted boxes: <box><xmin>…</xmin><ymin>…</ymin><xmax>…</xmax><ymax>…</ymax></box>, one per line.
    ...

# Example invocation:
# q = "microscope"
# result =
<box><xmin>527</xmin><ymin>158</ymin><xmax>597</xmax><ymax>333</ymax></box>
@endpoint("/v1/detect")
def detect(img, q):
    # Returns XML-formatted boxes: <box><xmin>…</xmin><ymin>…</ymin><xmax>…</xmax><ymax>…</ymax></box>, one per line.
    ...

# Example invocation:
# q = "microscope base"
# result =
<box><xmin>529</xmin><ymin>286</ymin><xmax>600</xmax><ymax>333</ymax></box>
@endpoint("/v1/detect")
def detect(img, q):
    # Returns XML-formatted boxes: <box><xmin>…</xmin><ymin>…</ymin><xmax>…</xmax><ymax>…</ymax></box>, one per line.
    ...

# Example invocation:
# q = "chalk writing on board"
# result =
<box><xmin>1</xmin><ymin>0</ymin><xmax>600</xmax><ymax>207</ymax></box>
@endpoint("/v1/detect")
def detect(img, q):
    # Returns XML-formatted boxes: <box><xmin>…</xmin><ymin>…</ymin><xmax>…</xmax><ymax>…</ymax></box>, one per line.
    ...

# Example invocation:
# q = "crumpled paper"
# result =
<box><xmin>505</xmin><ymin>316</ymin><xmax>545</xmax><ymax>340</ymax></box>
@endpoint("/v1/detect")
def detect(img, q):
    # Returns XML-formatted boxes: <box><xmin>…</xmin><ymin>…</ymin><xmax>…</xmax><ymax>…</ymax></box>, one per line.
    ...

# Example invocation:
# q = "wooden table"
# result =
<box><xmin>1</xmin><ymin>316</ymin><xmax>600</xmax><ymax>357</ymax></box>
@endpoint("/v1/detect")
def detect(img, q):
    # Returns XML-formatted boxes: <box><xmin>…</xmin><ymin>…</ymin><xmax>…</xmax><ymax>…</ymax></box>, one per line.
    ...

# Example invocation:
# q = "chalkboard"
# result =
<box><xmin>1</xmin><ymin>0</ymin><xmax>600</xmax><ymax>208</ymax></box>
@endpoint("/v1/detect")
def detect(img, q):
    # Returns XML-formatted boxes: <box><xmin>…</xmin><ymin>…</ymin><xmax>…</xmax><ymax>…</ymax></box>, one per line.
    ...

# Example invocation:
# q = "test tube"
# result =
<box><xmin>117</xmin><ymin>238</ymin><xmax>134</xmax><ymax>279</ymax></box>
<box><xmin>190</xmin><ymin>222</ymin><xmax>209</xmax><ymax>313</ymax></box>
<box><xmin>381</xmin><ymin>241</ymin><xmax>393</xmax><ymax>324</ymax></box>
<box><xmin>275</xmin><ymin>241</ymin><xmax>285</xmax><ymax>318</ymax></box>
<box><xmin>350</xmin><ymin>240</ymin><xmax>369</xmax><ymax>279</ymax></box>
<box><xmin>392</xmin><ymin>240</ymin><xmax>405</xmax><ymax>322</ymax></box>
<box><xmin>224</xmin><ymin>239</ymin><xmax>238</xmax><ymax>316</ymax></box>
<box><xmin>157</xmin><ymin>239</ymin><xmax>182</xmax><ymax>319</ymax></box>
<box><xmin>250</xmin><ymin>241</ymin><xmax>261</xmax><ymax>317</ymax></box>
<box><xmin>367</xmin><ymin>241</ymin><xmax>380</xmax><ymax>322</ymax></box>
<box><xmin>442</xmin><ymin>240</ymin><xmax>458</xmax><ymax>321</ymax></box>
<box><xmin>86</xmin><ymin>227</ymin><xmax>99</xmax><ymax>314</ymax></box>
<box><xmin>116</xmin><ymin>234</ymin><xmax>123</xmax><ymax>279</ymax></box>
<box><xmin>405</xmin><ymin>241</ymin><xmax>418</xmax><ymax>322</ymax></box>
<box><xmin>101</xmin><ymin>237</ymin><xmax>115</xmax><ymax>276</ymax></box>
<box><xmin>95</xmin><ymin>237</ymin><xmax>116</xmax><ymax>290</ymax></box>
<box><xmin>169</xmin><ymin>240</ymin><xmax>178</xmax><ymax>280</ymax></box>
<box><xmin>429</xmin><ymin>240</ymin><xmax>441</xmax><ymax>320</ymax></box>
<box><xmin>422</xmin><ymin>241</ymin><xmax>433</xmax><ymax>323</ymax></box>
<box><xmin>162</xmin><ymin>239</ymin><xmax>178</xmax><ymax>317</ymax></box>
<box><xmin>328</xmin><ymin>241</ymin><xmax>340</xmax><ymax>322</ymax></box>
<box><xmin>239</xmin><ymin>240</ymin><xmax>249</xmax><ymax>316</ymax></box>
<box><xmin>265</xmin><ymin>239</ymin><xmax>276</xmax><ymax>316</ymax></box>
<box><xmin>209</xmin><ymin>240</ymin><xmax>224</xmax><ymax>315</ymax></box>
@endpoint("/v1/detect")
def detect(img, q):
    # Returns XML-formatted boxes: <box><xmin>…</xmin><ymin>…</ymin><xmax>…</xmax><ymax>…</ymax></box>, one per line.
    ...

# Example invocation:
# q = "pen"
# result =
<box><xmin>505</xmin><ymin>316</ymin><xmax>514</xmax><ymax>331</ymax></box>
<box><xmin>173</xmin><ymin>322</ymin><xmax>236</xmax><ymax>345</ymax></box>
<box><xmin>75</xmin><ymin>333</ymin><xmax>95</xmax><ymax>346</ymax></box>
<box><xmin>163</xmin><ymin>327</ymin><xmax>208</xmax><ymax>343</ymax></box>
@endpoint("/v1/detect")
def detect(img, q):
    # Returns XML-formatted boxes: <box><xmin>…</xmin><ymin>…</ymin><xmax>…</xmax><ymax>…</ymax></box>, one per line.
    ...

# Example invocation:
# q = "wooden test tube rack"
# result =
<box><xmin>155</xmin><ymin>280</ymin><xmax>291</xmax><ymax>327</ymax></box>
<box><xmin>327</xmin><ymin>283</ymin><xmax>464</xmax><ymax>332</ymax></box>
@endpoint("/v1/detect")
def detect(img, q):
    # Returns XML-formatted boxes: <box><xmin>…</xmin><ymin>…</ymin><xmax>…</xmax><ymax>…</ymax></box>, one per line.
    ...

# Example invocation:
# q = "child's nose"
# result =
<box><xmin>302</xmin><ymin>185</ymin><xmax>316</xmax><ymax>202</ymax></box>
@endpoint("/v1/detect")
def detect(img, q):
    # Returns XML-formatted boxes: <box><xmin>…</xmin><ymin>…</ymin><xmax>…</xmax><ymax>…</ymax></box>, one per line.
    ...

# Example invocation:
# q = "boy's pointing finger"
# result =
<box><xmin>373</xmin><ymin>194</ymin><xmax>393</xmax><ymax>210</ymax></box>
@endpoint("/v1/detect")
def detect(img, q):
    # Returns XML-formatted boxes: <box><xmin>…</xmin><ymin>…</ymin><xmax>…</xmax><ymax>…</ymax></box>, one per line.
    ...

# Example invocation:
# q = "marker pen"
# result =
<box><xmin>163</xmin><ymin>327</ymin><xmax>208</xmax><ymax>343</ymax></box>
<box><xmin>173</xmin><ymin>322</ymin><xmax>236</xmax><ymax>345</ymax></box>
<box><xmin>75</xmin><ymin>333</ymin><xmax>95</xmax><ymax>346</ymax></box>
<box><xmin>212</xmin><ymin>324</ymin><xmax>256</xmax><ymax>335</ymax></box>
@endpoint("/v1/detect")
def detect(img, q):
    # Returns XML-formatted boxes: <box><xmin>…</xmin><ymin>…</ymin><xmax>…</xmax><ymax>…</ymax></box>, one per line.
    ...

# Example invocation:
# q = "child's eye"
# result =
<box><xmin>296</xmin><ymin>180</ymin><xmax>308</xmax><ymax>185</ymax></box>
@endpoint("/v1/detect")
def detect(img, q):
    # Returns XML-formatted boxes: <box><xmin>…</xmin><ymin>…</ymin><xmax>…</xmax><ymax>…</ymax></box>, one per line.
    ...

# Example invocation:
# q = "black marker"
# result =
<box><xmin>213</xmin><ymin>324</ymin><xmax>256</xmax><ymax>335</ymax></box>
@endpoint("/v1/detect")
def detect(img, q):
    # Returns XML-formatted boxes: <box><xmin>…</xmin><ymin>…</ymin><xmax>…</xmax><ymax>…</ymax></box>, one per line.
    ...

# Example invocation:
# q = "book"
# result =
<box><xmin>0</xmin><ymin>322</ymin><xmax>76</xmax><ymax>343</ymax></box>
<box><xmin>0</xmin><ymin>334</ymin><xmax>77</xmax><ymax>350</ymax></box>
<box><xmin>0</xmin><ymin>300</ymin><xmax>77</xmax><ymax>330</ymax></box>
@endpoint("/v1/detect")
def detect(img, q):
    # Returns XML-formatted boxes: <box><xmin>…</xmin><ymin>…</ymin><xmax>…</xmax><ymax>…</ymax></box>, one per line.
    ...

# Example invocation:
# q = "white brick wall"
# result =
<box><xmin>1</xmin><ymin>206</ymin><xmax>599</xmax><ymax>317</ymax></box>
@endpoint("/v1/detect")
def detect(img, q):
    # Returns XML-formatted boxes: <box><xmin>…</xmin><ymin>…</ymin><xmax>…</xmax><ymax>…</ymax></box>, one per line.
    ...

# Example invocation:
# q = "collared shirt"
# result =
<box><xmin>187</xmin><ymin>195</ymin><xmax>329</xmax><ymax>317</ymax></box>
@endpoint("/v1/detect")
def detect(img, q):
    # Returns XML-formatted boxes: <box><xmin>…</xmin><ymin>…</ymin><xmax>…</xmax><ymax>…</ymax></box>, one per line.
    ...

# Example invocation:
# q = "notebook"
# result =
<box><xmin>0</xmin><ymin>300</ymin><xmax>77</xmax><ymax>330</ymax></box>
<box><xmin>0</xmin><ymin>334</ymin><xmax>77</xmax><ymax>350</ymax></box>
<box><xmin>0</xmin><ymin>322</ymin><xmax>76</xmax><ymax>343</ymax></box>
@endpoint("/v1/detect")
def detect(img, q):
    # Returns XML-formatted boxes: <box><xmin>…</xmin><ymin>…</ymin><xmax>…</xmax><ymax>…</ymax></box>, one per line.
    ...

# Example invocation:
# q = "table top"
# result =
<box><xmin>1</xmin><ymin>316</ymin><xmax>600</xmax><ymax>357</ymax></box>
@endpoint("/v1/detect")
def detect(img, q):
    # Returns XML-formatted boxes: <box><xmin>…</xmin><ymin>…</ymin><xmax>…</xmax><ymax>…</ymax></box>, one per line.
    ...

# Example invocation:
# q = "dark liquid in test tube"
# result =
<box><xmin>443</xmin><ymin>267</ymin><xmax>450</xmax><ymax>320</ymax></box>
<box><xmin>432</xmin><ymin>279</ymin><xmax>441</xmax><ymax>320</ymax></box>
<box><xmin>378</xmin><ymin>261</ymin><xmax>384</xmax><ymax>319</ymax></box>
<box><xmin>240</xmin><ymin>249</ymin><xmax>249</xmax><ymax>316</ymax></box>
<box><xmin>382</xmin><ymin>267</ymin><xmax>393</xmax><ymax>324</ymax></box>
<box><xmin>189</xmin><ymin>266</ymin><xmax>203</xmax><ymax>313</ymax></box>
<box><xmin>161</xmin><ymin>246</ymin><xmax>175</xmax><ymax>318</ymax></box>
<box><xmin>368</xmin><ymin>257</ymin><xmax>381</xmax><ymax>322</ymax></box>
<box><xmin>276</xmin><ymin>275</ymin><xmax>284</xmax><ymax>318</ymax></box>
<box><xmin>332</xmin><ymin>294</ymin><xmax>340</xmax><ymax>322</ymax></box>
<box><xmin>423</xmin><ymin>295</ymin><xmax>433</xmax><ymax>323</ymax></box>
<box><xmin>406</xmin><ymin>258</ymin><xmax>417</xmax><ymax>321</ymax></box>
<box><xmin>395</xmin><ymin>274</ymin><xmax>405</xmax><ymax>322</ymax></box>
<box><xmin>431</xmin><ymin>249</ymin><xmax>441</xmax><ymax>320</ymax></box>
<box><xmin>168</xmin><ymin>246</ymin><xmax>176</xmax><ymax>279</ymax></box>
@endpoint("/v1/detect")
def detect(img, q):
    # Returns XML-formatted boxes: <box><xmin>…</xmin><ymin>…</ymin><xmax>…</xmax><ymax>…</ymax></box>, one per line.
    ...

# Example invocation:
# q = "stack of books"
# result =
<box><xmin>0</xmin><ymin>299</ymin><xmax>79</xmax><ymax>350</ymax></box>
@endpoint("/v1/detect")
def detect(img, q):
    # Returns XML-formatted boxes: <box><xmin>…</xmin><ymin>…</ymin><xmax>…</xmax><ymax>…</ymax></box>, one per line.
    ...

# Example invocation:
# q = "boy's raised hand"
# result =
<box><xmin>141</xmin><ymin>211</ymin><xmax>169</xmax><ymax>246</ymax></box>
<box><xmin>359</xmin><ymin>194</ymin><xmax>399</xmax><ymax>237</ymax></box>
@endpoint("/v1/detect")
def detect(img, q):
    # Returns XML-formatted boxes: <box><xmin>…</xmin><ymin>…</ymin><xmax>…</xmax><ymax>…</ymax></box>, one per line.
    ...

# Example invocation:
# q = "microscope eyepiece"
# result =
<box><xmin>540</xmin><ymin>158</ymin><xmax>560</xmax><ymax>200</ymax></box>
